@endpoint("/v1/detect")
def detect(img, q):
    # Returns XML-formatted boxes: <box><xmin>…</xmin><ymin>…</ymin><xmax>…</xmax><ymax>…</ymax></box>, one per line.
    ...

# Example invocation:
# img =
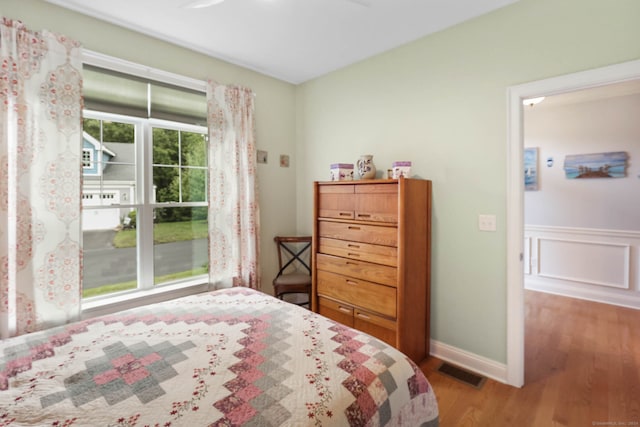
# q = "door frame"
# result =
<box><xmin>506</xmin><ymin>59</ymin><xmax>640</xmax><ymax>387</ymax></box>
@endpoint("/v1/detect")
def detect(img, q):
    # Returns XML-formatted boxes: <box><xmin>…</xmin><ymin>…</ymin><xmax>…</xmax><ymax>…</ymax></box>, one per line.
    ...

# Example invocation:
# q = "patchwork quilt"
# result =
<box><xmin>0</xmin><ymin>288</ymin><xmax>439</xmax><ymax>426</ymax></box>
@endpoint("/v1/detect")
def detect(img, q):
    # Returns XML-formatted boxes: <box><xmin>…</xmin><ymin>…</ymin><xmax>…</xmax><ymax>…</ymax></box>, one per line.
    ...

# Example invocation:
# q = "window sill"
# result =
<box><xmin>81</xmin><ymin>278</ymin><xmax>213</xmax><ymax>319</ymax></box>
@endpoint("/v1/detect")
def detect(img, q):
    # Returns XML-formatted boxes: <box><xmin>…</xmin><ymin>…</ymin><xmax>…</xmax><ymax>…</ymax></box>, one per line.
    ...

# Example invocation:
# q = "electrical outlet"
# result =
<box><xmin>478</xmin><ymin>214</ymin><xmax>496</xmax><ymax>232</ymax></box>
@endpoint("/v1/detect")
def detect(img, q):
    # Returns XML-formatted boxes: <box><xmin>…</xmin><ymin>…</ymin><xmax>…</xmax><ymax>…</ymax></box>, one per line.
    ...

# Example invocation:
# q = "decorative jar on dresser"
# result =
<box><xmin>311</xmin><ymin>177</ymin><xmax>432</xmax><ymax>363</ymax></box>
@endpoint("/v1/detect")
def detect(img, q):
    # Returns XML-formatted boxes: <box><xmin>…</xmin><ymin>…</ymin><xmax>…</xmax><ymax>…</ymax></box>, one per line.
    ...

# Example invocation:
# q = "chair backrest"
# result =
<box><xmin>274</xmin><ymin>236</ymin><xmax>312</xmax><ymax>277</ymax></box>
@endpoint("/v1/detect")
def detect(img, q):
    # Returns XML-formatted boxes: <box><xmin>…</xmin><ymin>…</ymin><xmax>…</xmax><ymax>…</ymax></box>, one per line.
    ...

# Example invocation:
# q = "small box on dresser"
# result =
<box><xmin>329</xmin><ymin>163</ymin><xmax>354</xmax><ymax>181</ymax></box>
<box><xmin>311</xmin><ymin>177</ymin><xmax>432</xmax><ymax>364</ymax></box>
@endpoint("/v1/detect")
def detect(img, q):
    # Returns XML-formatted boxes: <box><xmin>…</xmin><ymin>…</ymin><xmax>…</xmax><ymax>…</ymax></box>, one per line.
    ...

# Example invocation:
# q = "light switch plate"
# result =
<box><xmin>478</xmin><ymin>214</ymin><xmax>497</xmax><ymax>232</ymax></box>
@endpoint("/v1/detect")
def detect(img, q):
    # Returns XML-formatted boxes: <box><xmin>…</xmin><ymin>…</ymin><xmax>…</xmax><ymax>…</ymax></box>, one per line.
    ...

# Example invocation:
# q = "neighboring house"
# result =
<box><xmin>82</xmin><ymin>131</ymin><xmax>135</xmax><ymax>231</ymax></box>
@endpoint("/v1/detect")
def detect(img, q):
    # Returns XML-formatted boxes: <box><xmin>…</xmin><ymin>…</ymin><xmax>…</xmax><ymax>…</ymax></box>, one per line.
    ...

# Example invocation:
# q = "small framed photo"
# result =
<box><xmin>257</xmin><ymin>150</ymin><xmax>268</xmax><ymax>164</ymax></box>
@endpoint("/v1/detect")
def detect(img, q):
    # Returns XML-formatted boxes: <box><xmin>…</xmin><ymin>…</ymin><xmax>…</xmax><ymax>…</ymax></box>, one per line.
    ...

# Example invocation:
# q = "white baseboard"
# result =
<box><xmin>430</xmin><ymin>339</ymin><xmax>508</xmax><ymax>384</ymax></box>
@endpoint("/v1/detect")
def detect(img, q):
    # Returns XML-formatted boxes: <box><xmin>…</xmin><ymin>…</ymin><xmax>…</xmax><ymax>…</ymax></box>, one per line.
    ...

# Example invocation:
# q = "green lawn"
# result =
<box><xmin>113</xmin><ymin>220</ymin><xmax>208</xmax><ymax>248</ymax></box>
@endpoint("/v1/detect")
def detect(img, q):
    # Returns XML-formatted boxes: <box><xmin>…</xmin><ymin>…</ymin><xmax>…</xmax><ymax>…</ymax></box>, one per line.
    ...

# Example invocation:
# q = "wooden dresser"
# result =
<box><xmin>311</xmin><ymin>178</ymin><xmax>432</xmax><ymax>363</ymax></box>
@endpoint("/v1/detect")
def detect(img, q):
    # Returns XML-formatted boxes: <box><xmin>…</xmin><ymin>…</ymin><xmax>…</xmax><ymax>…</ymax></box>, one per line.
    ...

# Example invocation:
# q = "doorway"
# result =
<box><xmin>505</xmin><ymin>59</ymin><xmax>640</xmax><ymax>387</ymax></box>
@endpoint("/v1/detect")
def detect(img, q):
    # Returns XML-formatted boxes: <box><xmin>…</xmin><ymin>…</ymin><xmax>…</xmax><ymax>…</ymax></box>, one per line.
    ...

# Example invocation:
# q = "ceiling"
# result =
<box><xmin>45</xmin><ymin>0</ymin><xmax>519</xmax><ymax>84</ymax></box>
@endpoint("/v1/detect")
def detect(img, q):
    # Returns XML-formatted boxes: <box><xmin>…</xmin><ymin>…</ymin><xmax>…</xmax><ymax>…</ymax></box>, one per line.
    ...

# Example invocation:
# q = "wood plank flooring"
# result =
<box><xmin>419</xmin><ymin>290</ymin><xmax>640</xmax><ymax>426</ymax></box>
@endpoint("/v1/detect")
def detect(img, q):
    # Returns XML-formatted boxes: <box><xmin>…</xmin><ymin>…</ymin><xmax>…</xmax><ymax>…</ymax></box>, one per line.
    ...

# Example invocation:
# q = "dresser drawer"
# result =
<box><xmin>355</xmin><ymin>183</ymin><xmax>398</xmax><ymax>223</ymax></box>
<box><xmin>318</xmin><ymin>221</ymin><xmax>397</xmax><ymax>247</ymax></box>
<box><xmin>318</xmin><ymin>184</ymin><xmax>355</xmax><ymax>219</ymax></box>
<box><xmin>318</xmin><ymin>296</ymin><xmax>354</xmax><ymax>327</ymax></box>
<box><xmin>318</xmin><ymin>237</ymin><xmax>397</xmax><ymax>267</ymax></box>
<box><xmin>316</xmin><ymin>253</ymin><xmax>397</xmax><ymax>287</ymax></box>
<box><xmin>354</xmin><ymin>309</ymin><xmax>397</xmax><ymax>346</ymax></box>
<box><xmin>316</xmin><ymin>270</ymin><xmax>396</xmax><ymax>317</ymax></box>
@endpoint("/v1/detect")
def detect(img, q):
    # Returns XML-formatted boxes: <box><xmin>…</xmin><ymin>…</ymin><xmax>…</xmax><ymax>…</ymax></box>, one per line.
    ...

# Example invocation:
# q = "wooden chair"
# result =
<box><xmin>273</xmin><ymin>236</ymin><xmax>312</xmax><ymax>308</ymax></box>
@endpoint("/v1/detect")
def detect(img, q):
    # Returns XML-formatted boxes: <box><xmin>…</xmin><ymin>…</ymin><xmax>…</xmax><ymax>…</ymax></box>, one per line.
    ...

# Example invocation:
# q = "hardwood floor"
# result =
<box><xmin>419</xmin><ymin>290</ymin><xmax>640</xmax><ymax>426</ymax></box>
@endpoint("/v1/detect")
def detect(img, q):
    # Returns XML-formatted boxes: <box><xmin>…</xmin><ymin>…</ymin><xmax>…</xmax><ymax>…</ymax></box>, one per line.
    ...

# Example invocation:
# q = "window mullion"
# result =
<box><xmin>178</xmin><ymin>130</ymin><xmax>183</xmax><ymax>203</ymax></box>
<box><xmin>138</xmin><ymin>121</ymin><xmax>154</xmax><ymax>290</ymax></box>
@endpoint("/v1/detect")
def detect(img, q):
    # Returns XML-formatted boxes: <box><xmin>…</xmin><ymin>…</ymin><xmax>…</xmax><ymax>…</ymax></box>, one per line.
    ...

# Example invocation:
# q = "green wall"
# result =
<box><xmin>295</xmin><ymin>0</ymin><xmax>640</xmax><ymax>363</ymax></box>
<box><xmin>2</xmin><ymin>0</ymin><xmax>299</xmax><ymax>290</ymax></box>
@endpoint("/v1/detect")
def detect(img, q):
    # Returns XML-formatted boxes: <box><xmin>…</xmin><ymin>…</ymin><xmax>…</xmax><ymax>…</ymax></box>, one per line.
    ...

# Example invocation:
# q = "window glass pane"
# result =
<box><xmin>103</xmin><ymin>121</ymin><xmax>135</xmax><ymax>143</ymax></box>
<box><xmin>181</xmin><ymin>131</ymin><xmax>207</xmax><ymax>167</ymax></box>
<box><xmin>83</xmin><ymin>118</ymin><xmax>101</xmax><ymax>140</ymax></box>
<box><xmin>154</xmin><ymin>166</ymin><xmax>179</xmax><ymax>203</ymax></box>
<box><xmin>181</xmin><ymin>168</ymin><xmax>206</xmax><ymax>202</ymax></box>
<box><xmin>82</xmin><ymin>208</ymin><xmax>138</xmax><ymax>298</ymax></box>
<box><xmin>153</xmin><ymin>207</ymin><xmax>208</xmax><ymax>286</ymax></box>
<box><xmin>83</xmin><ymin>118</ymin><xmax>137</xmax><ymax>205</ymax></box>
<box><xmin>153</xmin><ymin>127</ymin><xmax>179</xmax><ymax>166</ymax></box>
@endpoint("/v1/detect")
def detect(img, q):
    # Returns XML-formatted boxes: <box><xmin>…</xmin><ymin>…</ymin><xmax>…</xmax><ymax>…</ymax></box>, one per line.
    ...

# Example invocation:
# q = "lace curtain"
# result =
<box><xmin>206</xmin><ymin>82</ymin><xmax>260</xmax><ymax>289</ymax></box>
<box><xmin>0</xmin><ymin>19</ymin><xmax>83</xmax><ymax>338</ymax></box>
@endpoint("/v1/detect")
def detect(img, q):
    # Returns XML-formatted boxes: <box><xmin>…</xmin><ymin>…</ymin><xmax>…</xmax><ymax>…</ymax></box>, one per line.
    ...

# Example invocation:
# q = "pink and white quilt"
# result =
<box><xmin>0</xmin><ymin>288</ymin><xmax>438</xmax><ymax>426</ymax></box>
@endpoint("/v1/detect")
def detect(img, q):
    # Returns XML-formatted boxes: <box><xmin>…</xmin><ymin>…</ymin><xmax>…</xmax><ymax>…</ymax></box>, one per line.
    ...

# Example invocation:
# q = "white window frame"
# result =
<box><xmin>81</xmin><ymin>50</ymin><xmax>210</xmax><ymax>317</ymax></box>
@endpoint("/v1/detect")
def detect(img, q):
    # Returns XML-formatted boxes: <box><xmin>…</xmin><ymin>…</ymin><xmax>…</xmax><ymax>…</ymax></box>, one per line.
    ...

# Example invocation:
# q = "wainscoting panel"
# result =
<box><xmin>537</xmin><ymin>237</ymin><xmax>629</xmax><ymax>289</ymax></box>
<box><xmin>525</xmin><ymin>225</ymin><xmax>640</xmax><ymax>309</ymax></box>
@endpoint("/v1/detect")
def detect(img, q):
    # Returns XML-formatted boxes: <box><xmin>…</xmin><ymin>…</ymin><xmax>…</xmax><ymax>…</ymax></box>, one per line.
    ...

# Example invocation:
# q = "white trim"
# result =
<box><xmin>523</xmin><ymin>236</ymin><xmax>531</xmax><ymax>275</ymax></box>
<box><xmin>506</xmin><ymin>59</ymin><xmax>640</xmax><ymax>388</ymax></box>
<box><xmin>526</xmin><ymin>225</ymin><xmax>640</xmax><ymax>239</ymax></box>
<box><xmin>430</xmin><ymin>340</ymin><xmax>508</xmax><ymax>384</ymax></box>
<box><xmin>149</xmin><ymin>118</ymin><xmax>207</xmax><ymax>134</ymax></box>
<box><xmin>506</xmin><ymin>84</ymin><xmax>525</xmax><ymax>387</ymax></box>
<box><xmin>81</xmin><ymin>279</ymin><xmax>211</xmax><ymax>319</ymax></box>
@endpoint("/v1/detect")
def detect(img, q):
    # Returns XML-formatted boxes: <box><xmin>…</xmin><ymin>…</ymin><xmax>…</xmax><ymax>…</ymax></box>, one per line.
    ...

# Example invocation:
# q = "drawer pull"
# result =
<box><xmin>356</xmin><ymin>312</ymin><xmax>371</xmax><ymax>320</ymax></box>
<box><xmin>347</xmin><ymin>252</ymin><xmax>360</xmax><ymax>257</ymax></box>
<box><xmin>345</xmin><ymin>280</ymin><xmax>358</xmax><ymax>285</ymax></box>
<box><xmin>357</xmin><ymin>213</ymin><xmax>371</xmax><ymax>218</ymax></box>
<box><xmin>345</xmin><ymin>261</ymin><xmax>358</xmax><ymax>265</ymax></box>
<box><xmin>347</xmin><ymin>226</ymin><xmax>361</xmax><ymax>230</ymax></box>
<box><xmin>338</xmin><ymin>306</ymin><xmax>351</xmax><ymax>313</ymax></box>
<box><xmin>347</xmin><ymin>243</ymin><xmax>360</xmax><ymax>248</ymax></box>
<box><xmin>339</xmin><ymin>212</ymin><xmax>351</xmax><ymax>217</ymax></box>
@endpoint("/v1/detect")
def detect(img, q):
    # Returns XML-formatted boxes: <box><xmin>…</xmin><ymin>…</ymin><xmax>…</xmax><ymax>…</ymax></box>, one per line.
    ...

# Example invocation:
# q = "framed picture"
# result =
<box><xmin>524</xmin><ymin>147</ymin><xmax>538</xmax><ymax>191</ymax></box>
<box><xmin>563</xmin><ymin>151</ymin><xmax>628</xmax><ymax>179</ymax></box>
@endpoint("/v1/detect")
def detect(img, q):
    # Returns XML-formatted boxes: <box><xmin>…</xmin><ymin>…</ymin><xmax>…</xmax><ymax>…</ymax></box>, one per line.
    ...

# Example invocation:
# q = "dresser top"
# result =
<box><xmin>316</xmin><ymin>177</ymin><xmax>424</xmax><ymax>185</ymax></box>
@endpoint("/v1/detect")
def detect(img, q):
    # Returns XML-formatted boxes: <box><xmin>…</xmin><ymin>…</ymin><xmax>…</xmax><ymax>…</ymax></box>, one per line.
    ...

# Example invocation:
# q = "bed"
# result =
<box><xmin>0</xmin><ymin>287</ymin><xmax>438</xmax><ymax>426</ymax></box>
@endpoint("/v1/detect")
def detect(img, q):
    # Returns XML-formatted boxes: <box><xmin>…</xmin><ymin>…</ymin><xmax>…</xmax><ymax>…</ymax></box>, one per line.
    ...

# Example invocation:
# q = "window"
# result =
<box><xmin>81</xmin><ymin>55</ymin><xmax>208</xmax><ymax>301</ymax></box>
<box><xmin>82</xmin><ymin>149</ymin><xmax>92</xmax><ymax>168</ymax></box>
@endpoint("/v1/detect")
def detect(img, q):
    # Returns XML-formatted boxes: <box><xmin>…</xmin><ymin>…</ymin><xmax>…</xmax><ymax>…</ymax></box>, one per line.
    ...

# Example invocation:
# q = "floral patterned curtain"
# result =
<box><xmin>0</xmin><ymin>19</ymin><xmax>83</xmax><ymax>338</ymax></box>
<box><xmin>206</xmin><ymin>82</ymin><xmax>260</xmax><ymax>289</ymax></box>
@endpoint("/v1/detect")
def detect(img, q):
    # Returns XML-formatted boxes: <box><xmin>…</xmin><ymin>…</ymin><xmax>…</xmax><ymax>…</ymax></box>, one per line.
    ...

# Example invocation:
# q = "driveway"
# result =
<box><xmin>82</xmin><ymin>230</ymin><xmax>208</xmax><ymax>290</ymax></box>
<box><xmin>83</xmin><ymin>230</ymin><xmax>117</xmax><ymax>250</ymax></box>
